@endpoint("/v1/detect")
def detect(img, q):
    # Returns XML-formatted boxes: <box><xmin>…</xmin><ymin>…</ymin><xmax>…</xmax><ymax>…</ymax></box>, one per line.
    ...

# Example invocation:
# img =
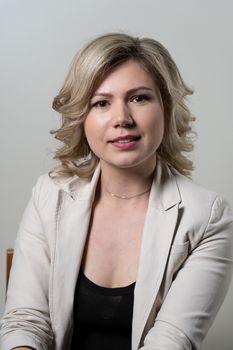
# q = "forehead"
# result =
<box><xmin>94</xmin><ymin>59</ymin><xmax>156</xmax><ymax>94</ymax></box>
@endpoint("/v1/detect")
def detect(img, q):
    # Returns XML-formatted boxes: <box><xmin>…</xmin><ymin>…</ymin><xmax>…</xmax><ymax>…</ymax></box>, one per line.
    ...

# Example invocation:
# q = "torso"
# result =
<box><xmin>81</xmin><ymin>187</ymin><xmax>149</xmax><ymax>288</ymax></box>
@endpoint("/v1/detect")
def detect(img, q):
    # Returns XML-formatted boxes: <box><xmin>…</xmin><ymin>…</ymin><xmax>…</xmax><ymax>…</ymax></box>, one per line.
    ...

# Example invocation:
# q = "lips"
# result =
<box><xmin>109</xmin><ymin>135</ymin><xmax>141</xmax><ymax>143</ymax></box>
<box><xmin>108</xmin><ymin>134</ymin><xmax>141</xmax><ymax>149</ymax></box>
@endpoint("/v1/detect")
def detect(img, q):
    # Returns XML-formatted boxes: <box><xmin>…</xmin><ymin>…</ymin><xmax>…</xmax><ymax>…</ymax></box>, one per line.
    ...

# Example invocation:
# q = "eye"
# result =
<box><xmin>91</xmin><ymin>100</ymin><xmax>109</xmax><ymax>108</ymax></box>
<box><xmin>131</xmin><ymin>94</ymin><xmax>151</xmax><ymax>103</ymax></box>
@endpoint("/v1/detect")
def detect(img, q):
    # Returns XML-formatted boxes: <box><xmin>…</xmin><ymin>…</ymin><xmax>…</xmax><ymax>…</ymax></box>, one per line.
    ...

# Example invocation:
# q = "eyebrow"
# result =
<box><xmin>92</xmin><ymin>86</ymin><xmax>154</xmax><ymax>98</ymax></box>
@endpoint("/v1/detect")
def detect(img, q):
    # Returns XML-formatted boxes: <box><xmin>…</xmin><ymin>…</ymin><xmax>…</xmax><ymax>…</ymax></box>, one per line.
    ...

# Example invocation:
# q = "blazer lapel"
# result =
<box><xmin>52</xmin><ymin>166</ymin><xmax>101</xmax><ymax>338</ymax></box>
<box><xmin>132</xmin><ymin>161</ymin><xmax>181</xmax><ymax>350</ymax></box>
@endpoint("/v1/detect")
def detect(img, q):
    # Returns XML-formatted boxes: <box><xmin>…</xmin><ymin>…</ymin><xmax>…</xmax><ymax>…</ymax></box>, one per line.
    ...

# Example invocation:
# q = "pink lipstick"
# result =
<box><xmin>109</xmin><ymin>135</ymin><xmax>141</xmax><ymax>149</ymax></box>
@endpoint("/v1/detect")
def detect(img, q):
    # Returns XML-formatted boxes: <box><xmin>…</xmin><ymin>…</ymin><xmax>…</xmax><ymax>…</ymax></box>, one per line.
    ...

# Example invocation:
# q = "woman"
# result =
<box><xmin>1</xmin><ymin>32</ymin><xmax>233</xmax><ymax>350</ymax></box>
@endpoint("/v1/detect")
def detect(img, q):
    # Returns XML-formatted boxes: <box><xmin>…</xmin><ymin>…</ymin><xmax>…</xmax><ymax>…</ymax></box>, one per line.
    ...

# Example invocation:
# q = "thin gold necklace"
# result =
<box><xmin>104</xmin><ymin>186</ymin><xmax>151</xmax><ymax>200</ymax></box>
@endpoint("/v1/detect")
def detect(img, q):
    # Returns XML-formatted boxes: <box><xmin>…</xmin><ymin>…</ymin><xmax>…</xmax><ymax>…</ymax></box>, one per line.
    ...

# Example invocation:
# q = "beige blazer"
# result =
<box><xmin>1</xmin><ymin>161</ymin><xmax>233</xmax><ymax>350</ymax></box>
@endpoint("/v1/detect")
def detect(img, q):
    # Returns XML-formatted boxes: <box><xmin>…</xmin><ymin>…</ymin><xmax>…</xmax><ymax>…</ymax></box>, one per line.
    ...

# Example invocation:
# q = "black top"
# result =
<box><xmin>70</xmin><ymin>270</ymin><xmax>135</xmax><ymax>350</ymax></box>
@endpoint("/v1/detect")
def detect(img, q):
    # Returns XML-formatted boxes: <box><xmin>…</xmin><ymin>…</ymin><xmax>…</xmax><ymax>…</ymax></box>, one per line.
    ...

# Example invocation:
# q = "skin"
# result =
<box><xmin>81</xmin><ymin>60</ymin><xmax>165</xmax><ymax>287</ymax></box>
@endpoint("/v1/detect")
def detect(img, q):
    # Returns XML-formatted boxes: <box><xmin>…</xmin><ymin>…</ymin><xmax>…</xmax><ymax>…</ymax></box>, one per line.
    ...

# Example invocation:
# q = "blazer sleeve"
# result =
<box><xmin>0</xmin><ymin>178</ymin><xmax>54</xmax><ymax>350</ymax></box>
<box><xmin>140</xmin><ymin>196</ymin><xmax>233</xmax><ymax>350</ymax></box>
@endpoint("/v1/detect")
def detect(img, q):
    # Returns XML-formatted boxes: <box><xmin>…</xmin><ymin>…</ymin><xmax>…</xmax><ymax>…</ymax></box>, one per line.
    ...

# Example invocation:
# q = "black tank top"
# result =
<box><xmin>70</xmin><ymin>270</ymin><xmax>135</xmax><ymax>350</ymax></box>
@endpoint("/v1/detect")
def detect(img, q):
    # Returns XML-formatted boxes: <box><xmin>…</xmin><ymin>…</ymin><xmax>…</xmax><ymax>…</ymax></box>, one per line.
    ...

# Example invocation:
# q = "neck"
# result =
<box><xmin>99</xmin><ymin>159</ymin><xmax>156</xmax><ymax>201</ymax></box>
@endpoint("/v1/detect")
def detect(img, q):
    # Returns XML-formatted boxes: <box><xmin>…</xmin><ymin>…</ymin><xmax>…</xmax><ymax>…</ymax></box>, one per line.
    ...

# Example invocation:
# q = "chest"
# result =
<box><xmin>81</xmin><ymin>202</ymin><xmax>148</xmax><ymax>287</ymax></box>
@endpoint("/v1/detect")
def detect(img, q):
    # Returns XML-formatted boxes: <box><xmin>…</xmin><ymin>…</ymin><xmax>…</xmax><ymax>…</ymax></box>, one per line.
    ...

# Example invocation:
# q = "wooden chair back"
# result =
<box><xmin>6</xmin><ymin>248</ymin><xmax>14</xmax><ymax>290</ymax></box>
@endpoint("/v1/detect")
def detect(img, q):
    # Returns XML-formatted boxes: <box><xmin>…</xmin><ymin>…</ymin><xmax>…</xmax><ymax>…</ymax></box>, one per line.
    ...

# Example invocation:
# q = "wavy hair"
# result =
<box><xmin>50</xmin><ymin>32</ymin><xmax>195</xmax><ymax>178</ymax></box>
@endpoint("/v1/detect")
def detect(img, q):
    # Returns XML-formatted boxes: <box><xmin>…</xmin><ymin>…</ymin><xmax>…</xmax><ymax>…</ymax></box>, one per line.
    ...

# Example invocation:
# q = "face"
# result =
<box><xmin>84</xmin><ymin>60</ymin><xmax>164</xmax><ymax>172</ymax></box>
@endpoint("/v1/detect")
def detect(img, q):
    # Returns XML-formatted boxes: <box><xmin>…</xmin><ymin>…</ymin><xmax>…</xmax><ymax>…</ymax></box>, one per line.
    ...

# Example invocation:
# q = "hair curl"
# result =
<box><xmin>50</xmin><ymin>32</ymin><xmax>195</xmax><ymax>178</ymax></box>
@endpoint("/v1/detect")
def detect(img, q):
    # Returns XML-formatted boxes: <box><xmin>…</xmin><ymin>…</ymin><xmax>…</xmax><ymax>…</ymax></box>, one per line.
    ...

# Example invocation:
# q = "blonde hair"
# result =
<box><xmin>51</xmin><ymin>32</ymin><xmax>195</xmax><ymax>178</ymax></box>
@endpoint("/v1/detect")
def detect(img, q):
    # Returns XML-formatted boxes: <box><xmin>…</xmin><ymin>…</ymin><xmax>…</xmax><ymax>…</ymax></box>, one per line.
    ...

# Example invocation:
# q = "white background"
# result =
<box><xmin>0</xmin><ymin>0</ymin><xmax>232</xmax><ymax>349</ymax></box>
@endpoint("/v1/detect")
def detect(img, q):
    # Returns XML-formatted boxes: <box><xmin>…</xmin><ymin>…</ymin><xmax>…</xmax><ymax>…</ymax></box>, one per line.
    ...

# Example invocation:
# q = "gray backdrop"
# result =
<box><xmin>0</xmin><ymin>0</ymin><xmax>233</xmax><ymax>349</ymax></box>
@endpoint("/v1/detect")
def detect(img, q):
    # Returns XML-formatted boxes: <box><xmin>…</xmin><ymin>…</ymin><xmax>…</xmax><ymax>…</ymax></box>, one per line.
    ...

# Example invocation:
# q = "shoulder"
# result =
<box><xmin>164</xmin><ymin>167</ymin><xmax>233</xmax><ymax>252</ymax></box>
<box><xmin>171</xmin><ymin>167</ymin><xmax>233</xmax><ymax>231</ymax></box>
<box><xmin>34</xmin><ymin>172</ymin><xmax>77</xmax><ymax>191</ymax></box>
<box><xmin>170</xmin><ymin>166</ymin><xmax>219</xmax><ymax>205</ymax></box>
<box><xmin>31</xmin><ymin>166</ymin><xmax>100</xmax><ymax>207</ymax></box>
<box><xmin>31</xmin><ymin>172</ymin><xmax>79</xmax><ymax>208</ymax></box>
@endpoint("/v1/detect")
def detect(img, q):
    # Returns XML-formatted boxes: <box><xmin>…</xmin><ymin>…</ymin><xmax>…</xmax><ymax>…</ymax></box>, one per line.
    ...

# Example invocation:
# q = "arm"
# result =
<box><xmin>141</xmin><ymin>196</ymin><xmax>233</xmax><ymax>350</ymax></box>
<box><xmin>0</xmin><ymin>178</ymin><xmax>54</xmax><ymax>350</ymax></box>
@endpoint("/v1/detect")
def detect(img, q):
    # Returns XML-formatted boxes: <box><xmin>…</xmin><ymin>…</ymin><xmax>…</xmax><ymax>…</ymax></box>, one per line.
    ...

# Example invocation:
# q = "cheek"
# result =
<box><xmin>146</xmin><ymin>109</ymin><xmax>164</xmax><ymax>137</ymax></box>
<box><xmin>83</xmin><ymin>120</ymin><xmax>91</xmax><ymax>141</ymax></box>
<box><xmin>84</xmin><ymin>113</ymin><xmax>106</xmax><ymax>136</ymax></box>
<box><xmin>83</xmin><ymin>117</ymin><xmax>104</xmax><ymax>155</ymax></box>
<box><xmin>146</xmin><ymin>116</ymin><xmax>164</xmax><ymax>150</ymax></box>
<box><xmin>83</xmin><ymin>116</ymin><xmax>98</xmax><ymax>142</ymax></box>
<box><xmin>83</xmin><ymin>120</ymin><xmax>94</xmax><ymax>152</ymax></box>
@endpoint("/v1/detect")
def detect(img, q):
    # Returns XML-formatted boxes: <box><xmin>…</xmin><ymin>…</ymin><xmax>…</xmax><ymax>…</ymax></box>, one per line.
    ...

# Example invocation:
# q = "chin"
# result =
<box><xmin>107</xmin><ymin>158</ymin><xmax>154</xmax><ymax>170</ymax></box>
<box><xmin>100</xmin><ymin>152</ymin><xmax>157</xmax><ymax>170</ymax></box>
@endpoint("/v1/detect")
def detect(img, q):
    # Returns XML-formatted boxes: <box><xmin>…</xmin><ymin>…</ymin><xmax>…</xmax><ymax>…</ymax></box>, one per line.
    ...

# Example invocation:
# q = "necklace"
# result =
<box><xmin>104</xmin><ymin>186</ymin><xmax>151</xmax><ymax>199</ymax></box>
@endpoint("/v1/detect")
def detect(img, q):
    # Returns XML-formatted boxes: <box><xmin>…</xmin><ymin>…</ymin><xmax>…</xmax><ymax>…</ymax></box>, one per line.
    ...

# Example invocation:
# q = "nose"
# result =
<box><xmin>113</xmin><ymin>101</ymin><xmax>135</xmax><ymax>128</ymax></box>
